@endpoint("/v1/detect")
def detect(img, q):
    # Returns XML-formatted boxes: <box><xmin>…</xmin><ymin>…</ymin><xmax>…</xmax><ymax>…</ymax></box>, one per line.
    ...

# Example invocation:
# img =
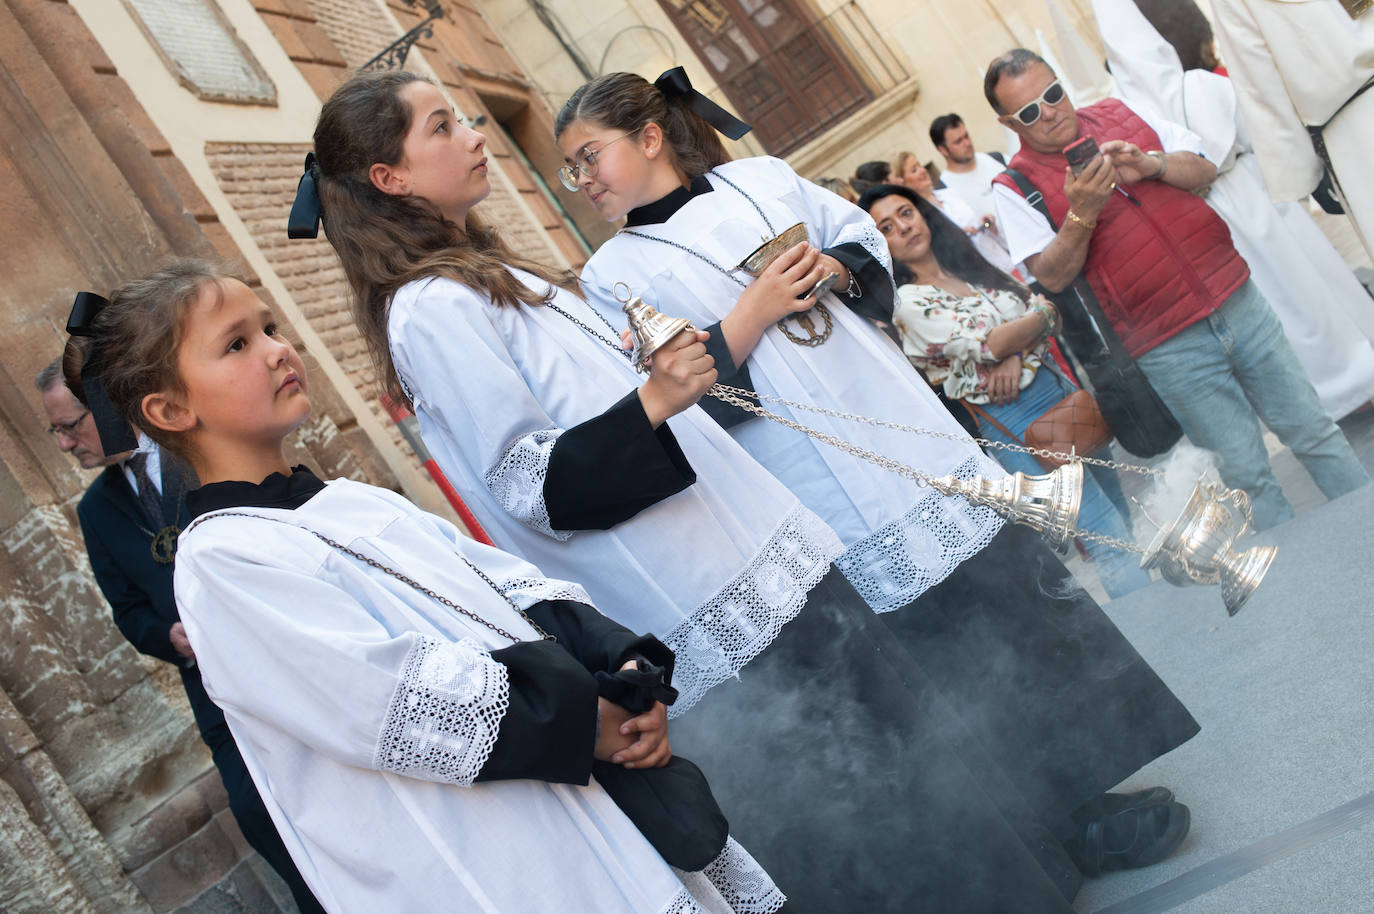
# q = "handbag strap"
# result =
<box><xmin>962</xmin><ymin>400</ymin><xmax>1026</xmax><ymax>445</ymax></box>
<box><xmin>188</xmin><ymin>510</ymin><xmax>554</xmax><ymax>643</ymax></box>
<box><xmin>1000</xmin><ymin>167</ymin><xmax>1138</xmax><ymax>367</ymax></box>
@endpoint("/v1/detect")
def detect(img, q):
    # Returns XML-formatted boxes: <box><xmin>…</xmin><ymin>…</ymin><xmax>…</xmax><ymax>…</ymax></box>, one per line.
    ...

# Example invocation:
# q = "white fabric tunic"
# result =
<box><xmin>175</xmin><ymin>479</ymin><xmax>711</xmax><ymax>914</ymax></box>
<box><xmin>1092</xmin><ymin>0</ymin><xmax>1374</xmax><ymax>417</ymax></box>
<box><xmin>1210</xmin><ymin>0</ymin><xmax>1374</xmax><ymax>259</ymax></box>
<box><xmin>582</xmin><ymin>157</ymin><xmax>1005</xmax><ymax>615</ymax></box>
<box><xmin>388</xmin><ymin>272</ymin><xmax>841</xmax><ymax>712</ymax></box>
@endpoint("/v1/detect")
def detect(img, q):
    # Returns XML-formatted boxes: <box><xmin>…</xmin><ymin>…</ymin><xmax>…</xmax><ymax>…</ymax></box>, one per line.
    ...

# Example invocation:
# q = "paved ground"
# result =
<box><xmin>1069</xmin><ymin>408</ymin><xmax>1374</xmax><ymax>913</ymax></box>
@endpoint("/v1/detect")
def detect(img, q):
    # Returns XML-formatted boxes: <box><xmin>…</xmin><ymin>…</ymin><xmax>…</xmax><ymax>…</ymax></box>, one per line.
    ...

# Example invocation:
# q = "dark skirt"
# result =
<box><xmin>668</xmin><ymin>568</ymin><xmax>1081</xmax><ymax>913</ymax></box>
<box><xmin>879</xmin><ymin>523</ymin><xmax>1201</xmax><ymax>829</ymax></box>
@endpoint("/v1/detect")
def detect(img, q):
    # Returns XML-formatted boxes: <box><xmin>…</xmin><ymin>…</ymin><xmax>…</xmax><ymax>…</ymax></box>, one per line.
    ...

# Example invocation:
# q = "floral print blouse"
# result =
<box><xmin>893</xmin><ymin>283</ymin><xmax>1046</xmax><ymax>405</ymax></box>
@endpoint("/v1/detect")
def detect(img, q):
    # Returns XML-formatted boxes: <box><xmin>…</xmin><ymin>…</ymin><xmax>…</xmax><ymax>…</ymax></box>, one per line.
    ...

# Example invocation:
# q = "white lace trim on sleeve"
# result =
<box><xmin>661</xmin><ymin>887</ymin><xmax>707</xmax><ymax>914</ymax></box>
<box><xmin>483</xmin><ymin>428</ymin><xmax>574</xmax><ymax>541</ymax></box>
<box><xmin>374</xmin><ymin>635</ymin><xmax>510</xmax><ymax>785</ymax></box>
<box><xmin>832</xmin><ymin>219</ymin><xmax>893</xmax><ymax>274</ymax></box>
<box><xmin>498</xmin><ymin>575</ymin><xmax>593</xmax><ymax>610</ymax></box>
<box><xmin>835</xmin><ymin>455</ymin><xmax>1005</xmax><ymax>614</ymax></box>
<box><xmin>673</xmin><ymin>836</ymin><xmax>786</xmax><ymax>914</ymax></box>
<box><xmin>664</xmin><ymin>504</ymin><xmax>842</xmax><ymax>716</ymax></box>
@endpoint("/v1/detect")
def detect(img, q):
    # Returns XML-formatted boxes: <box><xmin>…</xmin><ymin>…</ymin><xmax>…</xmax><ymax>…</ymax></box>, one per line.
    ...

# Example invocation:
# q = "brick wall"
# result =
<box><xmin>305</xmin><ymin>0</ymin><xmax>399</xmax><ymax>69</ymax></box>
<box><xmin>204</xmin><ymin>141</ymin><xmax>411</xmax><ymax>463</ymax></box>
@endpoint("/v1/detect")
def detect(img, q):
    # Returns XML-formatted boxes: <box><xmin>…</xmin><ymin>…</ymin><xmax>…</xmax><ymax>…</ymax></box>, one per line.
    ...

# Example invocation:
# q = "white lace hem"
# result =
<box><xmin>664</xmin><ymin>504</ymin><xmax>842</xmax><ymax>716</ymax></box>
<box><xmin>674</xmin><ymin>836</ymin><xmax>786</xmax><ymax>914</ymax></box>
<box><xmin>373</xmin><ymin>636</ymin><xmax>509</xmax><ymax>785</ymax></box>
<box><xmin>662</xmin><ymin>887</ymin><xmax>707</xmax><ymax>914</ymax></box>
<box><xmin>835</xmin><ymin>456</ymin><xmax>1005</xmax><ymax>614</ymax></box>
<box><xmin>498</xmin><ymin>575</ymin><xmax>593</xmax><ymax>610</ymax></box>
<box><xmin>483</xmin><ymin>427</ymin><xmax>574</xmax><ymax>541</ymax></box>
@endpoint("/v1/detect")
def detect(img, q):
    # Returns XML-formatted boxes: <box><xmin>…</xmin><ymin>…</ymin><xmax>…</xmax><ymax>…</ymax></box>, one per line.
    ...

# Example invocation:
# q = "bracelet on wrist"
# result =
<box><xmin>1066</xmin><ymin>209</ymin><xmax>1097</xmax><ymax>230</ymax></box>
<box><xmin>844</xmin><ymin>270</ymin><xmax>862</xmax><ymax>298</ymax></box>
<box><xmin>1148</xmin><ymin>150</ymin><xmax>1168</xmax><ymax>180</ymax></box>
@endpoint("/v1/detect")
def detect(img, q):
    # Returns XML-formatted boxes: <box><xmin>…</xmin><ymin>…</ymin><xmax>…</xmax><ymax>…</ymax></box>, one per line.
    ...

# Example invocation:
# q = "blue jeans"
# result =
<box><xmin>1135</xmin><ymin>280</ymin><xmax>1370</xmax><ymax>529</ymax></box>
<box><xmin>974</xmin><ymin>368</ymin><xmax>1153</xmax><ymax>598</ymax></box>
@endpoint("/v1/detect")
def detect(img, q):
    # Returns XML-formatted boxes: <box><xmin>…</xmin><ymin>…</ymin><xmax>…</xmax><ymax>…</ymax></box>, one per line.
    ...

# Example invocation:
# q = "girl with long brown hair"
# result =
<box><xmin>306</xmin><ymin>68</ymin><xmax>1100</xmax><ymax>911</ymax></box>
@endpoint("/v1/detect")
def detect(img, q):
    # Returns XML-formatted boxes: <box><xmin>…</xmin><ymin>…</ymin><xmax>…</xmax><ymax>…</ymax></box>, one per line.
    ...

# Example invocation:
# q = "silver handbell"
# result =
<box><xmin>931</xmin><ymin>460</ymin><xmax>1084</xmax><ymax>550</ymax></box>
<box><xmin>623</xmin><ymin>294</ymin><xmax>694</xmax><ymax>374</ymax></box>
<box><xmin>1139</xmin><ymin>475</ymin><xmax>1277</xmax><ymax>616</ymax></box>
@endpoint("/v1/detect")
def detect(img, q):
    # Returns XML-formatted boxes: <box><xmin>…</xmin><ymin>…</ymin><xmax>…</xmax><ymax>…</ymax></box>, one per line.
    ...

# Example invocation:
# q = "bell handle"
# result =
<box><xmin>1224</xmin><ymin>487</ymin><xmax>1254</xmax><ymax>528</ymax></box>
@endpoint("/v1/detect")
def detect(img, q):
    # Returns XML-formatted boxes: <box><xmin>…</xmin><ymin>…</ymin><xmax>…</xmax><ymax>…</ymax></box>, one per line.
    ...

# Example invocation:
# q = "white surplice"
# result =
<box><xmin>1210</xmin><ymin>0</ymin><xmax>1374</xmax><ymax>259</ymax></box>
<box><xmin>387</xmin><ymin>272</ymin><xmax>841</xmax><ymax>713</ymax></box>
<box><xmin>176</xmin><ymin>479</ymin><xmax>717</xmax><ymax>914</ymax></box>
<box><xmin>1093</xmin><ymin>0</ymin><xmax>1374</xmax><ymax>417</ymax></box>
<box><xmin>582</xmin><ymin>157</ymin><xmax>1005</xmax><ymax>615</ymax></box>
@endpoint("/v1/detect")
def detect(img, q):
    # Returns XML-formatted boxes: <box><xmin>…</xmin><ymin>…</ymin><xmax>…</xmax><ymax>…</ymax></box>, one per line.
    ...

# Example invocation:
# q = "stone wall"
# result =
<box><xmin>0</xmin><ymin>0</ymin><xmax>397</xmax><ymax>910</ymax></box>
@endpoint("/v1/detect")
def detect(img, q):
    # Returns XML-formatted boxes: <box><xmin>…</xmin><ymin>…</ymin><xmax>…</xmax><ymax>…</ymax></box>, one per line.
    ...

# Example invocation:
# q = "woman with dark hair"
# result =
<box><xmin>892</xmin><ymin>151</ymin><xmax>1019</xmax><ymax>278</ymax></box>
<box><xmin>859</xmin><ymin>183</ymin><xmax>1150</xmax><ymax>598</ymax></box>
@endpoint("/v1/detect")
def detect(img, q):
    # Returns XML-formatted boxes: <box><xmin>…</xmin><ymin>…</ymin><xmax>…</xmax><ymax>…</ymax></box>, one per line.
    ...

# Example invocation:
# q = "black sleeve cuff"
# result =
<box><xmin>476</xmin><ymin>639</ymin><xmax>598</xmax><ymax>785</ymax></box>
<box><xmin>825</xmin><ymin>241</ymin><xmax>896</xmax><ymax>325</ymax></box>
<box><xmin>544</xmin><ymin>391</ymin><xmax>696</xmax><ymax>531</ymax></box>
<box><xmin>697</xmin><ymin>320</ymin><xmax>758</xmax><ymax>430</ymax></box>
<box><xmin>522</xmin><ymin>599</ymin><xmax>640</xmax><ymax>671</ymax></box>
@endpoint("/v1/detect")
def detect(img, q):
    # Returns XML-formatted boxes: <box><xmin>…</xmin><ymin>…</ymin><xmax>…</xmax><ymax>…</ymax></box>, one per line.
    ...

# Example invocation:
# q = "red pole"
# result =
<box><xmin>381</xmin><ymin>395</ymin><xmax>494</xmax><ymax>546</ymax></box>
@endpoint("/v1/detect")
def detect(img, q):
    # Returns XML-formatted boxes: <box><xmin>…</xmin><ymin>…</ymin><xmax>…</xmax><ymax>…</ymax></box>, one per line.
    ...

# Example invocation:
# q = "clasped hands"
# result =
<box><xmin>594</xmin><ymin>659</ymin><xmax>671</xmax><ymax>770</ymax></box>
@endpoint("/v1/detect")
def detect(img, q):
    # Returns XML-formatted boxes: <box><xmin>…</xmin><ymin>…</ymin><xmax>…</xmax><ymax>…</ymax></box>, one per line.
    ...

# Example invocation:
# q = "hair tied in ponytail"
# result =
<box><xmin>653</xmin><ymin>67</ymin><xmax>752</xmax><ymax>141</ymax></box>
<box><xmin>65</xmin><ymin>291</ymin><xmax>140</xmax><ymax>454</ymax></box>
<box><xmin>288</xmin><ymin>152</ymin><xmax>323</xmax><ymax>240</ymax></box>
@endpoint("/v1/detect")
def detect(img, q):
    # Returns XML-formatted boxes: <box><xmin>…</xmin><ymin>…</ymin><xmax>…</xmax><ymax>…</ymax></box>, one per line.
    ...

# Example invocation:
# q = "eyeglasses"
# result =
<box><xmin>1010</xmin><ymin>81</ymin><xmax>1067</xmax><ymax>127</ymax></box>
<box><xmin>47</xmin><ymin>410</ymin><xmax>89</xmax><ymax>438</ymax></box>
<box><xmin>557</xmin><ymin>133</ymin><xmax>634</xmax><ymax>192</ymax></box>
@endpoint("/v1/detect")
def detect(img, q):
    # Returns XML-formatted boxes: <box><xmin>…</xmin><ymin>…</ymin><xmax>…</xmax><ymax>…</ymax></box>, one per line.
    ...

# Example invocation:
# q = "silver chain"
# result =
<box><xmin>618</xmin><ymin>169</ymin><xmax>776</xmax><ymax>291</ymax></box>
<box><xmin>706</xmin><ymin>385</ymin><xmax>1150</xmax><ymax>554</ymax></box>
<box><xmin>711</xmin><ymin>383</ymin><xmax>1162</xmax><ymax>478</ymax></box>
<box><xmin>541</xmin><ymin>300</ymin><xmax>632</xmax><ymax>360</ymax></box>
<box><xmin>193</xmin><ymin>512</ymin><xmax>555</xmax><ymax>642</ymax></box>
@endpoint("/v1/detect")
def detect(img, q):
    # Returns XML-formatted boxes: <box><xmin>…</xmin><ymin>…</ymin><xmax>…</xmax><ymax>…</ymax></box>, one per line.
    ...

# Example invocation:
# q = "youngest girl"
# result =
<box><xmin>68</xmin><ymin>260</ymin><xmax>782</xmax><ymax>914</ymax></box>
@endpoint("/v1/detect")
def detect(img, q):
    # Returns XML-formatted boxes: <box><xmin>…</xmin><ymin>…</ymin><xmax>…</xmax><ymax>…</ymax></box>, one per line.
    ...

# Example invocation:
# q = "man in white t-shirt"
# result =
<box><xmin>929</xmin><ymin>113</ymin><xmax>1008</xmax><ymax>228</ymax></box>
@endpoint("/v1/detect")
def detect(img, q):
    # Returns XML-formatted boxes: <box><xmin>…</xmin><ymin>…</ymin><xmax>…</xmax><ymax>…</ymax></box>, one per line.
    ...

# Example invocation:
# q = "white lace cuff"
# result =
<box><xmin>374</xmin><ymin>636</ymin><xmax>510</xmax><ymax>785</ymax></box>
<box><xmin>673</xmin><ymin>836</ymin><xmax>786</xmax><ymax>914</ymax></box>
<box><xmin>835</xmin><ymin>456</ymin><xmax>1005</xmax><ymax>614</ymax></box>
<box><xmin>484</xmin><ymin>428</ymin><xmax>574</xmax><ymax>541</ymax></box>
<box><xmin>664</xmin><ymin>504</ymin><xmax>842</xmax><ymax>715</ymax></box>
<box><xmin>833</xmin><ymin>219</ymin><xmax>893</xmax><ymax>275</ymax></box>
<box><xmin>499</xmin><ymin>575</ymin><xmax>594</xmax><ymax>610</ymax></box>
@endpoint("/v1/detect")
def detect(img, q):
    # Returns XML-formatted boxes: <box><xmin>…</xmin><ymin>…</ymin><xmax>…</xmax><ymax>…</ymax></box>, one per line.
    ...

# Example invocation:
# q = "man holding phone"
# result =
<box><xmin>985</xmin><ymin>49</ymin><xmax>1368</xmax><ymax>531</ymax></box>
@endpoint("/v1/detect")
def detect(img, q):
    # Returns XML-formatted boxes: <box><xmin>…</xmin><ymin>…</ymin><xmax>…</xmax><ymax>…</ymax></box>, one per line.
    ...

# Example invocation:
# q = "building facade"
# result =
<box><xmin>0</xmin><ymin>0</ymin><xmax>1112</xmax><ymax>911</ymax></box>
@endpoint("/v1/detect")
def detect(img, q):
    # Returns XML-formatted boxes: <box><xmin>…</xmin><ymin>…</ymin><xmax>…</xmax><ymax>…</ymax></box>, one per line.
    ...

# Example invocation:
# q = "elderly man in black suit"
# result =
<box><xmin>37</xmin><ymin>357</ymin><xmax>323</xmax><ymax>914</ymax></box>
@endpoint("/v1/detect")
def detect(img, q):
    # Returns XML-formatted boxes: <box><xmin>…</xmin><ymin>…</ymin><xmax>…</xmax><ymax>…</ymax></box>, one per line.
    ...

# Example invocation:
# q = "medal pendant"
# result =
<box><xmin>151</xmin><ymin>525</ymin><xmax>180</xmax><ymax>564</ymax></box>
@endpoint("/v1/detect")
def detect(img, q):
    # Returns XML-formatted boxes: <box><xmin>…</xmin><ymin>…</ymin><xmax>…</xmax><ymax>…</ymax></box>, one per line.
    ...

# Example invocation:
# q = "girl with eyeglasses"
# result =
<box><xmin>559</xmin><ymin>67</ymin><xmax>1199</xmax><ymax>896</ymax></box>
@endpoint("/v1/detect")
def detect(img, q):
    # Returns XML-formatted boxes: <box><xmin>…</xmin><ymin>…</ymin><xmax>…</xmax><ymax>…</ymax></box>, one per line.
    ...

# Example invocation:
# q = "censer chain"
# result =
<box><xmin>707</xmin><ymin>384</ymin><xmax>1147</xmax><ymax>555</ymax></box>
<box><xmin>710</xmin><ymin>383</ymin><xmax>1163</xmax><ymax>479</ymax></box>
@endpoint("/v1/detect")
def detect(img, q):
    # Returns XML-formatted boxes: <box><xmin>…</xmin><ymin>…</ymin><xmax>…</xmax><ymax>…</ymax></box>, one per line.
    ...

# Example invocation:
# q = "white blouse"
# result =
<box><xmin>893</xmin><ymin>283</ymin><xmax>1045</xmax><ymax>404</ymax></box>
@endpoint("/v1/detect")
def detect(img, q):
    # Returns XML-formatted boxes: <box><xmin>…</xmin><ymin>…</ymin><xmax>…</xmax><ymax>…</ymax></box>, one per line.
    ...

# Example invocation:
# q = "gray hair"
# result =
<box><xmin>34</xmin><ymin>357</ymin><xmax>65</xmax><ymax>394</ymax></box>
<box><xmin>984</xmin><ymin>49</ymin><xmax>1053</xmax><ymax>114</ymax></box>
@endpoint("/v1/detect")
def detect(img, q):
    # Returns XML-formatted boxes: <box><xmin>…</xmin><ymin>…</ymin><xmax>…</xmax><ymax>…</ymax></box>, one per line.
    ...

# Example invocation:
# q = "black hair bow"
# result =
<box><xmin>287</xmin><ymin>152</ymin><xmax>322</xmax><ymax>239</ymax></box>
<box><xmin>653</xmin><ymin>67</ymin><xmax>751</xmax><ymax>141</ymax></box>
<box><xmin>65</xmin><ymin>291</ymin><xmax>139</xmax><ymax>455</ymax></box>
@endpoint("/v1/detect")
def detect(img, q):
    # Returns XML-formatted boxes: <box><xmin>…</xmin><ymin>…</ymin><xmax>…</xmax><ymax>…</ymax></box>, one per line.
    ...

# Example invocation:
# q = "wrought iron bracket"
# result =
<box><xmin>360</xmin><ymin>1</ymin><xmax>445</xmax><ymax>71</ymax></box>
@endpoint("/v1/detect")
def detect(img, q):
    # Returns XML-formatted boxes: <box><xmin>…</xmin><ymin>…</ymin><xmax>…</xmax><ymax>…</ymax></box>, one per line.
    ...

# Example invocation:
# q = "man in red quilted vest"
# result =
<box><xmin>986</xmin><ymin>49</ymin><xmax>1368</xmax><ymax>529</ymax></box>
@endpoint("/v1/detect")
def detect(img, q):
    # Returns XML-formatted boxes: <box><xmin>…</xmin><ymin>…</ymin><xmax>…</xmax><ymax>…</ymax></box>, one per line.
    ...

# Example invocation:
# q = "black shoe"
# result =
<box><xmin>1067</xmin><ymin>800</ymin><xmax>1191</xmax><ymax>877</ymax></box>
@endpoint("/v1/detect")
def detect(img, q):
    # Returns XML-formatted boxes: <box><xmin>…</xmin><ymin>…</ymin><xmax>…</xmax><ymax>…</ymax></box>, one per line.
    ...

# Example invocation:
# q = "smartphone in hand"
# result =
<box><xmin>1064</xmin><ymin>136</ymin><xmax>1100</xmax><ymax>177</ymax></box>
